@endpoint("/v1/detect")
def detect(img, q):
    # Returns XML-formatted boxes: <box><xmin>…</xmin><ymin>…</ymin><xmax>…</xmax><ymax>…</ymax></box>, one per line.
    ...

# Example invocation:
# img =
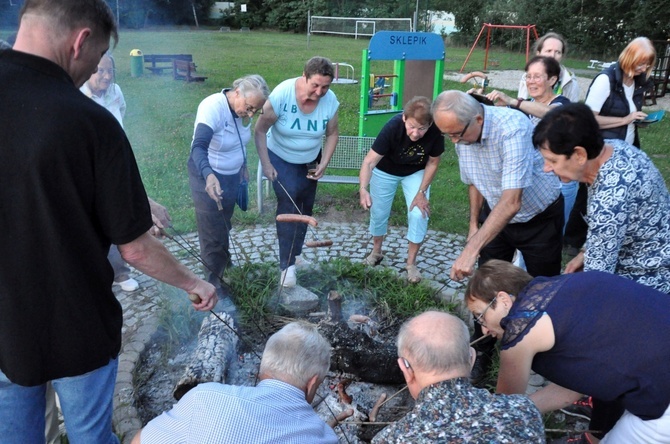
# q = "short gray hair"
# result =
<box><xmin>259</xmin><ymin>321</ymin><xmax>331</xmax><ymax>388</ymax></box>
<box><xmin>397</xmin><ymin>311</ymin><xmax>471</xmax><ymax>374</ymax></box>
<box><xmin>432</xmin><ymin>90</ymin><xmax>482</xmax><ymax>126</ymax></box>
<box><xmin>233</xmin><ymin>74</ymin><xmax>270</xmax><ymax>100</ymax></box>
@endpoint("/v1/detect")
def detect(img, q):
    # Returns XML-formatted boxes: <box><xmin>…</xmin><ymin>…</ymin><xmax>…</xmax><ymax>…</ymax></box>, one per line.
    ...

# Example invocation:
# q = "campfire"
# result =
<box><xmin>133</xmin><ymin>260</ymin><xmax>461</xmax><ymax>442</ymax></box>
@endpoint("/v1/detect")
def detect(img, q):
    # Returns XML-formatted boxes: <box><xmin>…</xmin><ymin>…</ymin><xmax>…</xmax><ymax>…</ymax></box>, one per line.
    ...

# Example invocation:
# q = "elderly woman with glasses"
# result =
<box><xmin>517</xmin><ymin>32</ymin><xmax>580</xmax><ymax>103</ymax></box>
<box><xmin>81</xmin><ymin>54</ymin><xmax>172</xmax><ymax>293</ymax></box>
<box><xmin>254</xmin><ymin>57</ymin><xmax>340</xmax><ymax>288</ymax></box>
<box><xmin>188</xmin><ymin>74</ymin><xmax>270</xmax><ymax>306</ymax></box>
<box><xmin>487</xmin><ymin>56</ymin><xmax>576</xmax><ymax>268</ymax></box>
<box><xmin>466</xmin><ymin>259</ymin><xmax>670</xmax><ymax>444</ymax></box>
<box><xmin>585</xmin><ymin>37</ymin><xmax>656</xmax><ymax>148</ymax></box>
<box><xmin>358</xmin><ymin>96</ymin><xmax>444</xmax><ymax>283</ymax></box>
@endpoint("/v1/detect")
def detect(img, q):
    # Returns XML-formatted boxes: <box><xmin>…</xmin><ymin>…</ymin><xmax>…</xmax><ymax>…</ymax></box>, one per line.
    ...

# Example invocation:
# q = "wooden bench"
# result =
<box><xmin>173</xmin><ymin>59</ymin><xmax>207</xmax><ymax>82</ymax></box>
<box><xmin>256</xmin><ymin>136</ymin><xmax>375</xmax><ymax>213</ymax></box>
<box><xmin>143</xmin><ymin>54</ymin><xmax>193</xmax><ymax>75</ymax></box>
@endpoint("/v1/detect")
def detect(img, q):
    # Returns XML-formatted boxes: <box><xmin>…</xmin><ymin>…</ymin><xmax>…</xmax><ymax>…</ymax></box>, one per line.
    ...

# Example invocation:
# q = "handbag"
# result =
<box><xmin>232</xmin><ymin>117</ymin><xmax>249</xmax><ymax>211</ymax></box>
<box><xmin>236</xmin><ymin>176</ymin><xmax>249</xmax><ymax>211</ymax></box>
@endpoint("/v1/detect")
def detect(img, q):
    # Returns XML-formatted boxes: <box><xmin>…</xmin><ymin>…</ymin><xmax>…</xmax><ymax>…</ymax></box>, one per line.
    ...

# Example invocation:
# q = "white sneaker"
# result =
<box><xmin>280</xmin><ymin>265</ymin><xmax>296</xmax><ymax>288</ymax></box>
<box><xmin>116</xmin><ymin>278</ymin><xmax>139</xmax><ymax>292</ymax></box>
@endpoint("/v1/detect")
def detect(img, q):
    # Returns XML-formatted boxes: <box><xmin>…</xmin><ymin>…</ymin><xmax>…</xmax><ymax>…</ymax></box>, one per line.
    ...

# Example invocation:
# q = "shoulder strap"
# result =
<box><xmin>231</xmin><ymin>118</ymin><xmax>247</xmax><ymax>167</ymax></box>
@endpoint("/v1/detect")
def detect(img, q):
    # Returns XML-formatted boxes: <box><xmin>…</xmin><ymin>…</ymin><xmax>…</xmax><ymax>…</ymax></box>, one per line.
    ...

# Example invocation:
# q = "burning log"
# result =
<box><xmin>327</xmin><ymin>290</ymin><xmax>343</xmax><ymax>322</ymax></box>
<box><xmin>318</xmin><ymin>322</ymin><xmax>403</xmax><ymax>384</ymax></box>
<box><xmin>173</xmin><ymin>312</ymin><xmax>238</xmax><ymax>400</ymax></box>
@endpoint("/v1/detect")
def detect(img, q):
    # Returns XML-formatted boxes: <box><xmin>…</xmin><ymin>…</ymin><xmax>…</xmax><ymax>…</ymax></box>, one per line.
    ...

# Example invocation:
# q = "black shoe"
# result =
<box><xmin>470</xmin><ymin>351</ymin><xmax>493</xmax><ymax>387</ymax></box>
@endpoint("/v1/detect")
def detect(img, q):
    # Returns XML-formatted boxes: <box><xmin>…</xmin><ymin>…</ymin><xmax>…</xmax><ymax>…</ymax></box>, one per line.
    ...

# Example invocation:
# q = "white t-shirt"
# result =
<box><xmin>266</xmin><ymin>77</ymin><xmax>339</xmax><ymax>164</ymax></box>
<box><xmin>193</xmin><ymin>90</ymin><xmax>249</xmax><ymax>175</ymax></box>
<box><xmin>80</xmin><ymin>83</ymin><xmax>126</xmax><ymax>128</ymax></box>
<box><xmin>585</xmin><ymin>74</ymin><xmax>636</xmax><ymax>144</ymax></box>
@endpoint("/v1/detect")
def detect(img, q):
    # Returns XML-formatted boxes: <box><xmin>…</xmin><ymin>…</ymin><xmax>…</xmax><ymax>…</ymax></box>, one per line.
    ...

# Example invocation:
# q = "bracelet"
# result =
<box><xmin>418</xmin><ymin>189</ymin><xmax>426</xmax><ymax>194</ymax></box>
<box><xmin>514</xmin><ymin>98</ymin><xmax>524</xmax><ymax>109</ymax></box>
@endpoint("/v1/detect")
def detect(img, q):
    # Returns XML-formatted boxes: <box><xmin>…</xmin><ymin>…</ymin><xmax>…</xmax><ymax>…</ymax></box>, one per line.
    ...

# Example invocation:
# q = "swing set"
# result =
<box><xmin>460</xmin><ymin>23</ymin><xmax>539</xmax><ymax>72</ymax></box>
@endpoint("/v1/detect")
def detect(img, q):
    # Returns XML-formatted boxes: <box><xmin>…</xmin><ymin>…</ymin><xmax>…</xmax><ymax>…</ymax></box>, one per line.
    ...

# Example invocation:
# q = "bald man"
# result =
<box><xmin>372</xmin><ymin>311</ymin><xmax>545</xmax><ymax>443</ymax></box>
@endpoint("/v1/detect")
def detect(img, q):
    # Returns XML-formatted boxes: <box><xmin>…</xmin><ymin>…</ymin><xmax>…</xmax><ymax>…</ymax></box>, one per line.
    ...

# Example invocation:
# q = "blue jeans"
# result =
<box><xmin>269</xmin><ymin>150</ymin><xmax>319</xmax><ymax>270</ymax></box>
<box><xmin>0</xmin><ymin>358</ymin><xmax>119</xmax><ymax>444</ymax></box>
<box><xmin>369</xmin><ymin>168</ymin><xmax>428</xmax><ymax>243</ymax></box>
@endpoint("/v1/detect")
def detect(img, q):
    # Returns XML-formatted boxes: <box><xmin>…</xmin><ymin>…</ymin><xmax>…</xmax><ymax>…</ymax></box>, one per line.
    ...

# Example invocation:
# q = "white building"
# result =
<box><xmin>429</xmin><ymin>11</ymin><xmax>456</xmax><ymax>35</ymax></box>
<box><xmin>209</xmin><ymin>2</ymin><xmax>235</xmax><ymax>19</ymax></box>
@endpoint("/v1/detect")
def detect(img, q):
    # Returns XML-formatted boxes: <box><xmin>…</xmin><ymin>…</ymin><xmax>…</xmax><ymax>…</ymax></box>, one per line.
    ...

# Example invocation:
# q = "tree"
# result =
<box><xmin>263</xmin><ymin>0</ymin><xmax>330</xmax><ymax>32</ymax></box>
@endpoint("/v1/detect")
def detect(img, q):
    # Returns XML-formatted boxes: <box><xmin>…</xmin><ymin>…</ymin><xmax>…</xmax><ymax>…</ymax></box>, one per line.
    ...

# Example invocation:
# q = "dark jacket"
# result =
<box><xmin>586</xmin><ymin>63</ymin><xmax>652</xmax><ymax>147</ymax></box>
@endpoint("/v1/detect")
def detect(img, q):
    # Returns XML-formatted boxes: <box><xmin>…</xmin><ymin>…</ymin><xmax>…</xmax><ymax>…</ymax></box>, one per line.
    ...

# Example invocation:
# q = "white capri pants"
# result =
<box><xmin>601</xmin><ymin>403</ymin><xmax>670</xmax><ymax>444</ymax></box>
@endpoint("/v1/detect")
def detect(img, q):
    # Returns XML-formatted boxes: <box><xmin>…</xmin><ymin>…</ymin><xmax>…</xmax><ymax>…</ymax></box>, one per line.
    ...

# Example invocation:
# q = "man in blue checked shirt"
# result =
<box><xmin>432</xmin><ymin>90</ymin><xmax>563</xmax><ymax>383</ymax></box>
<box><xmin>132</xmin><ymin>321</ymin><xmax>339</xmax><ymax>444</ymax></box>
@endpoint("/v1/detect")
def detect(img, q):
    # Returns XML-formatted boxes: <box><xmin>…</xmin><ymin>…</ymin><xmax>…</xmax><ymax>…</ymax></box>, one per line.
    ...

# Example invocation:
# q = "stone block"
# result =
<box><xmin>277</xmin><ymin>285</ymin><xmax>320</xmax><ymax>313</ymax></box>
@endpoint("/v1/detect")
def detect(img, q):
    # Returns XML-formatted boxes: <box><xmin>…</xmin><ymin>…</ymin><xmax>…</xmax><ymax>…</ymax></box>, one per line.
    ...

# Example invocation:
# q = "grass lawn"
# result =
<box><xmin>104</xmin><ymin>29</ymin><xmax>668</xmax><ymax>235</ymax></box>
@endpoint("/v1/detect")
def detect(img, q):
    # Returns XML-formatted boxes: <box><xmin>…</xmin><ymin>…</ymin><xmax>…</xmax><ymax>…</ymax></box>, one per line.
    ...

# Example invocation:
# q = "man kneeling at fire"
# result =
<box><xmin>372</xmin><ymin>310</ymin><xmax>545</xmax><ymax>443</ymax></box>
<box><xmin>132</xmin><ymin>321</ymin><xmax>338</xmax><ymax>443</ymax></box>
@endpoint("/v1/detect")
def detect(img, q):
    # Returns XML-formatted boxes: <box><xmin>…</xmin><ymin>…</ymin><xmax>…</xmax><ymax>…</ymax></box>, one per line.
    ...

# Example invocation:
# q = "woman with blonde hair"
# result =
<box><xmin>585</xmin><ymin>37</ymin><xmax>656</xmax><ymax>148</ymax></box>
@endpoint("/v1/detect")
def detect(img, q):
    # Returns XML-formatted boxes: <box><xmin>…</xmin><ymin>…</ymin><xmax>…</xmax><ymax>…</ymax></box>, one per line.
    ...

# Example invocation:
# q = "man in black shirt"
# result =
<box><xmin>0</xmin><ymin>1</ymin><xmax>216</xmax><ymax>442</ymax></box>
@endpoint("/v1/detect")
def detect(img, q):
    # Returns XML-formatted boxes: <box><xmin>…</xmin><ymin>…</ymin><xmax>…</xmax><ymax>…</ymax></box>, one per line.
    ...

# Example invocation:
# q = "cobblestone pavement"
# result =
<box><xmin>112</xmin><ymin>222</ymin><xmax>544</xmax><ymax>442</ymax></box>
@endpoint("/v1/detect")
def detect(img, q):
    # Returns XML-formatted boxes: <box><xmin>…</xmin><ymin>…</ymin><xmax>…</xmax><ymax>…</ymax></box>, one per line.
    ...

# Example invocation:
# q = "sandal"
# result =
<box><xmin>363</xmin><ymin>251</ymin><xmax>384</xmax><ymax>266</ymax></box>
<box><xmin>406</xmin><ymin>264</ymin><xmax>422</xmax><ymax>283</ymax></box>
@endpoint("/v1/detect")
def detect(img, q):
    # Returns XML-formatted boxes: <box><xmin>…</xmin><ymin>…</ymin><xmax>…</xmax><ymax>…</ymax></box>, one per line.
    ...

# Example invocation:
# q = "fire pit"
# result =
<box><xmin>132</xmin><ymin>259</ymin><xmax>464</xmax><ymax>442</ymax></box>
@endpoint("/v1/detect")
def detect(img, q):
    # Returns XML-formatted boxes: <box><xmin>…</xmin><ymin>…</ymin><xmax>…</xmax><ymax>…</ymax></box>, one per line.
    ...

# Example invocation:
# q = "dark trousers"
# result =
<box><xmin>564</xmin><ymin>182</ymin><xmax>588</xmax><ymax>249</ymax></box>
<box><xmin>472</xmin><ymin>196</ymin><xmax>564</xmax><ymax>350</ymax></box>
<box><xmin>269</xmin><ymin>150</ymin><xmax>319</xmax><ymax>270</ymax></box>
<box><xmin>188</xmin><ymin>158</ymin><xmax>238</xmax><ymax>289</ymax></box>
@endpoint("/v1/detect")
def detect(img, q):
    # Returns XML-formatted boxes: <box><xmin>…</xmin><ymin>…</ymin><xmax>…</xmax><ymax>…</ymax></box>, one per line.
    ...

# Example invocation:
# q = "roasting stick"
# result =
<box><xmin>469</xmin><ymin>332</ymin><xmax>492</xmax><ymax>347</ymax></box>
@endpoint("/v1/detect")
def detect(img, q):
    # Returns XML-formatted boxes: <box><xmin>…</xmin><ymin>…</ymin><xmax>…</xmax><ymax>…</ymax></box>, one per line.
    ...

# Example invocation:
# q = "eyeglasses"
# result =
<box><xmin>245</xmin><ymin>102</ymin><xmax>263</xmax><ymax>116</ymax></box>
<box><xmin>443</xmin><ymin>120</ymin><xmax>471</xmax><ymax>140</ymax></box>
<box><xmin>526</xmin><ymin>74</ymin><xmax>548</xmax><ymax>82</ymax></box>
<box><xmin>96</xmin><ymin>68</ymin><xmax>115</xmax><ymax>76</ymax></box>
<box><xmin>407</xmin><ymin>122</ymin><xmax>432</xmax><ymax>133</ymax></box>
<box><xmin>635</xmin><ymin>63</ymin><xmax>651</xmax><ymax>70</ymax></box>
<box><xmin>473</xmin><ymin>297</ymin><xmax>497</xmax><ymax>326</ymax></box>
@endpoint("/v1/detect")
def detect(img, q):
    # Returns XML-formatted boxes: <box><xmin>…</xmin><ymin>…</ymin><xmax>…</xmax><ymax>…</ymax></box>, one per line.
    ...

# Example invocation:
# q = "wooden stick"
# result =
<box><xmin>378</xmin><ymin>385</ymin><xmax>407</xmax><ymax>409</ymax></box>
<box><xmin>545</xmin><ymin>429</ymin><xmax>602</xmax><ymax>434</ymax></box>
<box><xmin>469</xmin><ymin>333</ymin><xmax>491</xmax><ymax>347</ymax></box>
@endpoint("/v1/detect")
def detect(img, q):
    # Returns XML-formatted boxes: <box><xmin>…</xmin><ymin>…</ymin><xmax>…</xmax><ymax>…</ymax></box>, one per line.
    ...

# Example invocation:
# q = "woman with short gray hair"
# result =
<box><xmin>188</xmin><ymin>74</ymin><xmax>270</xmax><ymax>308</ymax></box>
